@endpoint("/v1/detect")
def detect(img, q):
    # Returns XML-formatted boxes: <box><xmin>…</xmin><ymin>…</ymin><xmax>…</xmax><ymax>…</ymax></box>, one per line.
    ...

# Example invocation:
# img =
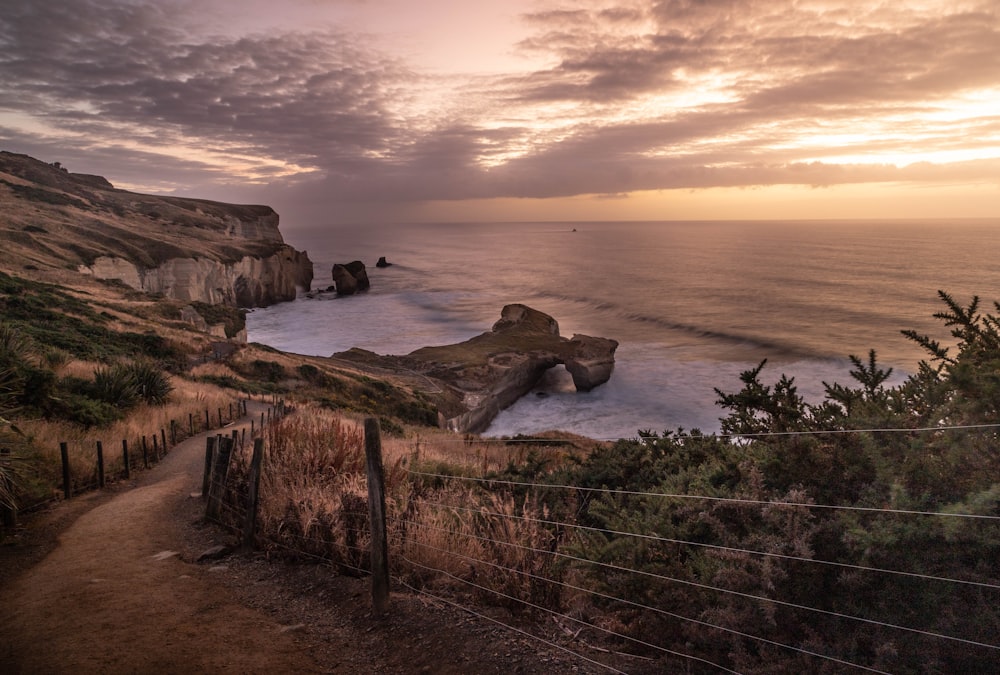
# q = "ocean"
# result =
<box><xmin>246</xmin><ymin>219</ymin><xmax>1000</xmax><ymax>439</ymax></box>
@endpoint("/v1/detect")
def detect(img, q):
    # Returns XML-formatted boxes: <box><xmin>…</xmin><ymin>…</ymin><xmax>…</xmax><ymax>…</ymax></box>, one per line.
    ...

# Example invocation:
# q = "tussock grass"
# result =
<box><xmin>14</xmin><ymin>375</ymin><xmax>243</xmax><ymax>507</ymax></box>
<box><xmin>250</xmin><ymin>412</ymin><xmax>377</xmax><ymax>573</ymax></box>
<box><xmin>229</xmin><ymin>404</ymin><xmax>566</xmax><ymax>609</ymax></box>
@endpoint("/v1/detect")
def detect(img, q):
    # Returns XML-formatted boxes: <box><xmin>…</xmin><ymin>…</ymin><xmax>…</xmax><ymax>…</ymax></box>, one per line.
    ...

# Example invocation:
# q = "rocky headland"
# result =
<box><xmin>0</xmin><ymin>151</ymin><xmax>617</xmax><ymax>435</ymax></box>
<box><xmin>334</xmin><ymin>304</ymin><xmax>618</xmax><ymax>433</ymax></box>
<box><xmin>0</xmin><ymin>151</ymin><xmax>313</xmax><ymax>309</ymax></box>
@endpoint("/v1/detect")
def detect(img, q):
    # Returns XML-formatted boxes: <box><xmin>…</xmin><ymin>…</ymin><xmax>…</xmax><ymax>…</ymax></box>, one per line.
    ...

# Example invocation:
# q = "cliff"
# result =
<box><xmin>84</xmin><ymin>248</ymin><xmax>312</xmax><ymax>307</ymax></box>
<box><xmin>0</xmin><ymin>151</ymin><xmax>313</xmax><ymax>308</ymax></box>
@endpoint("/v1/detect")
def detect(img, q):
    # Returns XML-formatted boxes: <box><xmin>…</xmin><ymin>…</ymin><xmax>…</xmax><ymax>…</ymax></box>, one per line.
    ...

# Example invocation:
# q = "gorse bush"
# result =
<box><xmin>532</xmin><ymin>291</ymin><xmax>1000</xmax><ymax>673</ymax></box>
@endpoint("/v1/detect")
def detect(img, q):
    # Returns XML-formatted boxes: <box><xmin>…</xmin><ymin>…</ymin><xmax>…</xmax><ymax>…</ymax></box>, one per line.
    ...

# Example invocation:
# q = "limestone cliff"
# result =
<box><xmin>86</xmin><ymin>246</ymin><xmax>313</xmax><ymax>307</ymax></box>
<box><xmin>0</xmin><ymin>151</ymin><xmax>313</xmax><ymax>308</ymax></box>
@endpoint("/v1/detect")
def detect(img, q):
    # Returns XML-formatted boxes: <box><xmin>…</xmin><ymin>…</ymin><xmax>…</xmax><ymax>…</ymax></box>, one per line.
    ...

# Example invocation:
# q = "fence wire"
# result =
<box><xmin>210</xmin><ymin>409</ymin><xmax>1000</xmax><ymax>674</ymax></box>
<box><xmin>407</xmin><ymin>469</ymin><xmax>1000</xmax><ymax>521</ymax></box>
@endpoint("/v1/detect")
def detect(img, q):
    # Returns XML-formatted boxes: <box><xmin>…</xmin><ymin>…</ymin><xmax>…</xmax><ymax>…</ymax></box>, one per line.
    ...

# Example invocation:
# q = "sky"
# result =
<box><xmin>1</xmin><ymin>0</ymin><xmax>998</xmax><ymax>226</ymax></box>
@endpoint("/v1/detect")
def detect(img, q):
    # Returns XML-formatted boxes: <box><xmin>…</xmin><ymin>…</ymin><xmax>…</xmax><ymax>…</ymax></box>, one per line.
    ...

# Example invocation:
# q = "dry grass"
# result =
<box><xmin>15</xmin><ymin>375</ymin><xmax>244</xmax><ymax>505</ymax></box>
<box><xmin>248</xmin><ymin>412</ymin><xmax>377</xmax><ymax>573</ymax></box>
<box><xmin>225</xmin><ymin>404</ymin><xmax>569</xmax><ymax>610</ymax></box>
<box><xmin>53</xmin><ymin>359</ymin><xmax>97</xmax><ymax>380</ymax></box>
<box><xmin>190</xmin><ymin>361</ymin><xmax>238</xmax><ymax>379</ymax></box>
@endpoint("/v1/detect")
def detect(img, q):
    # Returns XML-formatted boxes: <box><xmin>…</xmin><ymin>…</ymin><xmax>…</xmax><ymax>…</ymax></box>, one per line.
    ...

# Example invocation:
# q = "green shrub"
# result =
<box><xmin>55</xmin><ymin>392</ymin><xmax>123</xmax><ymax>427</ymax></box>
<box><xmin>196</xmin><ymin>374</ymin><xmax>243</xmax><ymax>390</ymax></box>
<box><xmin>378</xmin><ymin>416</ymin><xmax>405</xmax><ymax>437</ymax></box>
<box><xmin>89</xmin><ymin>361</ymin><xmax>173</xmax><ymax>409</ymax></box>
<box><xmin>18</xmin><ymin>367</ymin><xmax>57</xmax><ymax>411</ymax></box>
<box><xmin>246</xmin><ymin>359</ymin><xmax>286</xmax><ymax>382</ymax></box>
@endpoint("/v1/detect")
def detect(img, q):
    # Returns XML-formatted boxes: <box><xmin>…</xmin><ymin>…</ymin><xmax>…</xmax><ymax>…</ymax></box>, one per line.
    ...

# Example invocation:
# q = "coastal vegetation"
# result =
<box><xmin>3</xmin><ymin>255</ymin><xmax>998</xmax><ymax>671</ymax></box>
<box><xmin>2</xmin><ymin>211</ymin><xmax>997</xmax><ymax>671</ymax></box>
<box><xmin>207</xmin><ymin>290</ymin><xmax>1000</xmax><ymax>673</ymax></box>
<box><xmin>2</xmin><ymin>152</ymin><xmax>996</xmax><ymax>672</ymax></box>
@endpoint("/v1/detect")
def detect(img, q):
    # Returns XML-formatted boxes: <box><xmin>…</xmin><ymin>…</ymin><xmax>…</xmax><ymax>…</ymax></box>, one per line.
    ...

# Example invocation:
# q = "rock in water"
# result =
<box><xmin>333</xmin><ymin>304</ymin><xmax>618</xmax><ymax>433</ymax></box>
<box><xmin>344</xmin><ymin>260</ymin><xmax>370</xmax><ymax>291</ymax></box>
<box><xmin>376</xmin><ymin>256</ymin><xmax>392</xmax><ymax>268</ymax></box>
<box><xmin>332</xmin><ymin>260</ymin><xmax>370</xmax><ymax>295</ymax></box>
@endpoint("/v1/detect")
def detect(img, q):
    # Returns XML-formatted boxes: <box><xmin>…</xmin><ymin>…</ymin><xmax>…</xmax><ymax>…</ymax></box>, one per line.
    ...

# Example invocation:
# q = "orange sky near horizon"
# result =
<box><xmin>1</xmin><ymin>0</ymin><xmax>998</xmax><ymax>224</ymax></box>
<box><xmin>348</xmin><ymin>183</ymin><xmax>1000</xmax><ymax>225</ymax></box>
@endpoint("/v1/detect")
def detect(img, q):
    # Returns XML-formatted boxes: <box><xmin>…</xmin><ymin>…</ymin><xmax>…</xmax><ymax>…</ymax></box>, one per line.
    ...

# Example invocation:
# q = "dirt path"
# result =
<box><xmin>0</xmin><ymin>405</ymin><xmax>627</xmax><ymax>675</ymax></box>
<box><xmin>0</xmin><ymin>404</ymin><xmax>333</xmax><ymax>673</ymax></box>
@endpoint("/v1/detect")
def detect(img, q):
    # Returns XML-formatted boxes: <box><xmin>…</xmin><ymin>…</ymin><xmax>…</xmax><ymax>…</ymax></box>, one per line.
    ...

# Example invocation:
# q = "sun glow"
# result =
<box><xmin>925</xmin><ymin>88</ymin><xmax>1000</xmax><ymax>122</ymax></box>
<box><xmin>764</xmin><ymin>89</ymin><xmax>1000</xmax><ymax>168</ymax></box>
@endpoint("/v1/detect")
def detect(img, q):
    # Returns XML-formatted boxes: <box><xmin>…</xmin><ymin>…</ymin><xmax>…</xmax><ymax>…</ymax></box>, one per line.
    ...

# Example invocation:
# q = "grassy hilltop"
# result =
<box><xmin>0</xmin><ymin>151</ymin><xmax>286</xmax><ymax>272</ymax></box>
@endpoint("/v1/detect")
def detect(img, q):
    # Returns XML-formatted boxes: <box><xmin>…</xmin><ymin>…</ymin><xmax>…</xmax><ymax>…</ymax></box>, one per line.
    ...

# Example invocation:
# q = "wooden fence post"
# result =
<box><xmin>1</xmin><ymin>448</ymin><xmax>17</xmax><ymax>528</ymax></box>
<box><xmin>205</xmin><ymin>436</ymin><xmax>234</xmax><ymax>521</ymax></box>
<box><xmin>152</xmin><ymin>434</ymin><xmax>159</xmax><ymax>460</ymax></box>
<box><xmin>364</xmin><ymin>417</ymin><xmax>390</xmax><ymax>617</ymax></box>
<box><xmin>170</xmin><ymin>420</ymin><xmax>177</xmax><ymax>446</ymax></box>
<box><xmin>96</xmin><ymin>441</ymin><xmax>105</xmax><ymax>489</ymax></box>
<box><xmin>141</xmin><ymin>436</ymin><xmax>149</xmax><ymax>468</ymax></box>
<box><xmin>122</xmin><ymin>439</ymin><xmax>130</xmax><ymax>479</ymax></box>
<box><xmin>241</xmin><ymin>438</ymin><xmax>265</xmax><ymax>553</ymax></box>
<box><xmin>205</xmin><ymin>409</ymin><xmax>210</xmax><ymax>430</ymax></box>
<box><xmin>218</xmin><ymin>407</ymin><xmax>223</xmax><ymax>427</ymax></box>
<box><xmin>160</xmin><ymin>428</ymin><xmax>167</xmax><ymax>456</ymax></box>
<box><xmin>60</xmin><ymin>442</ymin><xmax>71</xmax><ymax>499</ymax></box>
<box><xmin>202</xmin><ymin>436</ymin><xmax>216</xmax><ymax>498</ymax></box>
<box><xmin>189</xmin><ymin>412</ymin><xmax>194</xmax><ymax>436</ymax></box>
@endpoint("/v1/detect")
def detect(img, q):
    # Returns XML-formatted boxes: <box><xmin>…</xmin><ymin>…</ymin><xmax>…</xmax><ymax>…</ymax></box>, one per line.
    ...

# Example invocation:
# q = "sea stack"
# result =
<box><xmin>332</xmin><ymin>260</ymin><xmax>370</xmax><ymax>295</ymax></box>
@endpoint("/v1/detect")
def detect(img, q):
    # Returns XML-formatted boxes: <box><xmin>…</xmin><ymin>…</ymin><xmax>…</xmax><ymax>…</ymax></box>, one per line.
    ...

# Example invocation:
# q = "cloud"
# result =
<box><xmin>1</xmin><ymin>0</ymin><xmax>998</xmax><ymax>220</ymax></box>
<box><xmin>0</xmin><ymin>0</ymin><xmax>410</xmax><ymax>179</ymax></box>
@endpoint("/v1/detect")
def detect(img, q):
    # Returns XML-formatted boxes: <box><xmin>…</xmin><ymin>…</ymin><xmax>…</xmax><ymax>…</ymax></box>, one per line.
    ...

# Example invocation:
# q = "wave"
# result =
<box><xmin>531</xmin><ymin>290</ymin><xmax>832</xmax><ymax>360</ymax></box>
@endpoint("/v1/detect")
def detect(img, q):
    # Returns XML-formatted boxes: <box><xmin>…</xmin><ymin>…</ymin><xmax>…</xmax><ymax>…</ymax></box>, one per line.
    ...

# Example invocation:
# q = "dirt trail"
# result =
<box><xmin>0</xmin><ymin>403</ymin><xmax>332</xmax><ymax>673</ymax></box>
<box><xmin>0</xmin><ymin>405</ymin><xmax>622</xmax><ymax>675</ymax></box>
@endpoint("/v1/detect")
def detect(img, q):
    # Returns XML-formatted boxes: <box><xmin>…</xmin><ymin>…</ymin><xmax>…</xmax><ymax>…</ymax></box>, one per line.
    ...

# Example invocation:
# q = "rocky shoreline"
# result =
<box><xmin>334</xmin><ymin>304</ymin><xmax>618</xmax><ymax>433</ymax></box>
<box><xmin>2</xmin><ymin>151</ymin><xmax>617</xmax><ymax>435</ymax></box>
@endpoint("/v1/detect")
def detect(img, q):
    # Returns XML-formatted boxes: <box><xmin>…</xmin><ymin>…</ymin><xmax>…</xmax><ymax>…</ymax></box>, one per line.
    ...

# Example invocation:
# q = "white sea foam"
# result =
<box><xmin>248</xmin><ymin>218</ymin><xmax>999</xmax><ymax>438</ymax></box>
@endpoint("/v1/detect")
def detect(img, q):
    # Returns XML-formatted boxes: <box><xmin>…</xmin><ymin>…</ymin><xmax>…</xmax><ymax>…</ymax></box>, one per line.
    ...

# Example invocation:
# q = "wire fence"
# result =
<box><xmin>207</xmin><ymin>412</ymin><xmax>1000</xmax><ymax>674</ymax></box>
<box><xmin>0</xmin><ymin>397</ymin><xmax>274</xmax><ymax>525</ymax></box>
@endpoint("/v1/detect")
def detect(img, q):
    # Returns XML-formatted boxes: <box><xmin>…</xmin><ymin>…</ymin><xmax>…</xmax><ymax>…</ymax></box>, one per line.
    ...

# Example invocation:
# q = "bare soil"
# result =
<box><xmin>0</xmin><ymin>407</ymin><xmax>638</xmax><ymax>674</ymax></box>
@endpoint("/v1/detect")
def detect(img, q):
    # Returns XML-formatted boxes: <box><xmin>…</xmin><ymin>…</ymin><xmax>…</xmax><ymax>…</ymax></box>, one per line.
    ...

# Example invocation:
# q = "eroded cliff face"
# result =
<box><xmin>0</xmin><ymin>152</ymin><xmax>314</xmax><ymax>308</ymax></box>
<box><xmin>86</xmin><ymin>245</ymin><xmax>313</xmax><ymax>308</ymax></box>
